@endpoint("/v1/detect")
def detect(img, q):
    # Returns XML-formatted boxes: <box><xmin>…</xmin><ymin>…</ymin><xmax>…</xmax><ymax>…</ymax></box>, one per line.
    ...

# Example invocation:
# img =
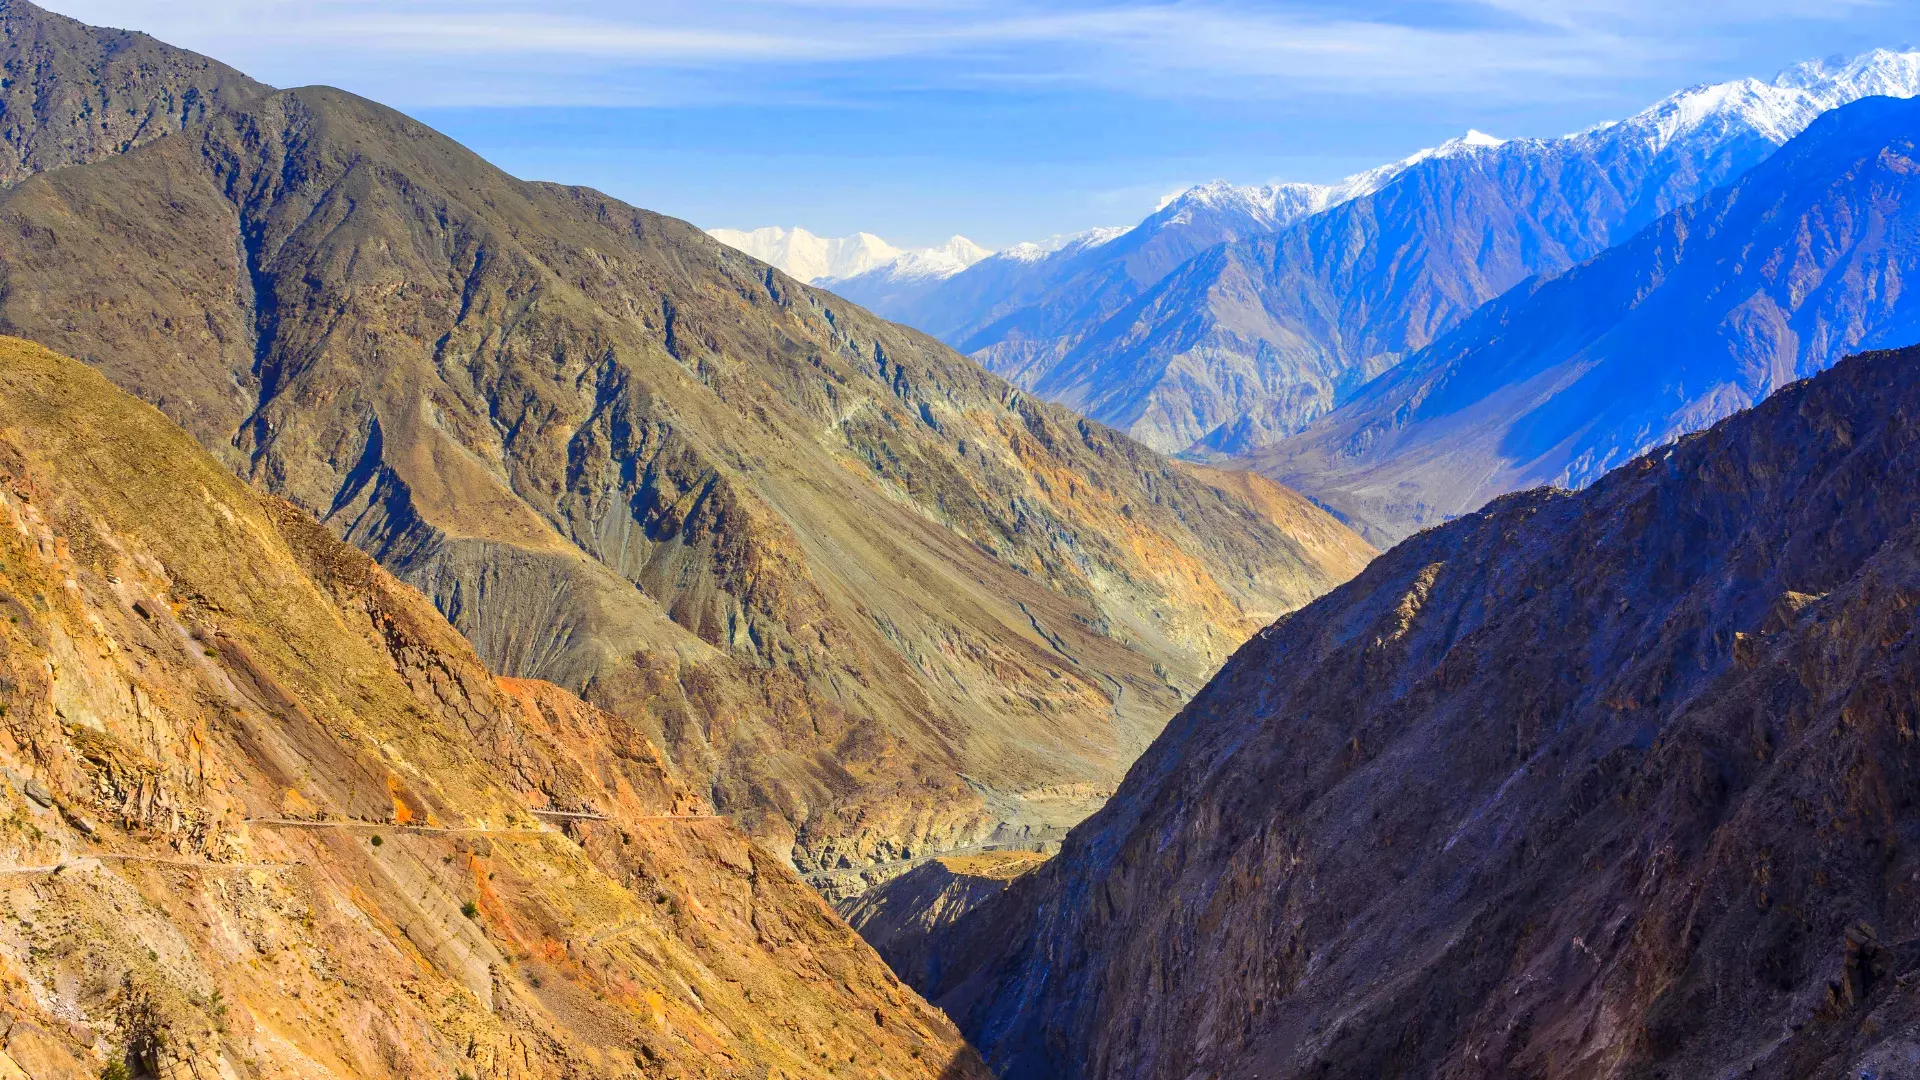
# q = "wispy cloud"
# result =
<box><xmin>47</xmin><ymin>0</ymin><xmax>1867</xmax><ymax>107</ymax></box>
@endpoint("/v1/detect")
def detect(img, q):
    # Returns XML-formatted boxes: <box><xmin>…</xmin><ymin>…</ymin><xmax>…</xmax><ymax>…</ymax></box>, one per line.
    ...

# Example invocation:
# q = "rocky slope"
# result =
<box><xmin>940</xmin><ymin>50</ymin><xmax>1920</xmax><ymax>456</ymax></box>
<box><xmin>0</xmin><ymin>336</ymin><xmax>988</xmax><ymax>1080</ymax></box>
<box><xmin>1255</xmin><ymin>93</ymin><xmax>1920</xmax><ymax>545</ymax></box>
<box><xmin>920</xmin><ymin>342</ymin><xmax>1920</xmax><ymax>1079</ymax></box>
<box><xmin>837</xmin><ymin>850</ymin><xmax>1047</xmax><ymax>987</ymax></box>
<box><xmin>0</xmin><ymin>0</ymin><xmax>1371</xmax><ymax>885</ymax></box>
<box><xmin>0</xmin><ymin>0</ymin><xmax>264</xmax><ymax>183</ymax></box>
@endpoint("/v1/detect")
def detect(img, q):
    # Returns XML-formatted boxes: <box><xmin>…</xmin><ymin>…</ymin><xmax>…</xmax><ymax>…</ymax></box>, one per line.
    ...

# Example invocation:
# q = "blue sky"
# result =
<box><xmin>43</xmin><ymin>1</ymin><xmax>1920</xmax><ymax>248</ymax></box>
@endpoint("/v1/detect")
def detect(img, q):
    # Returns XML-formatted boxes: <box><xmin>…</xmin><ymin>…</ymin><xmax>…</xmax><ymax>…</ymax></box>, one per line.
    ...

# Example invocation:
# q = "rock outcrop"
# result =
<box><xmin>0</xmin><ymin>0</ymin><xmax>1372</xmax><ymax>883</ymax></box>
<box><xmin>837</xmin><ymin>851</ymin><xmax>1047</xmax><ymax>987</ymax></box>
<box><xmin>921</xmin><ymin>343</ymin><xmax>1920</xmax><ymax>1079</ymax></box>
<box><xmin>0</xmin><ymin>336</ymin><xmax>988</xmax><ymax>1079</ymax></box>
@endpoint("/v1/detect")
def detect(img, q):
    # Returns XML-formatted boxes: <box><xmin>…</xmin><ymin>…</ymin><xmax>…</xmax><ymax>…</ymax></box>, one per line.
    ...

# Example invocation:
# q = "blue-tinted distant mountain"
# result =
<box><xmin>823</xmin><ymin>228</ymin><xmax>1127</xmax><ymax>335</ymax></box>
<box><xmin>931</xmin><ymin>50</ymin><xmax>1920</xmax><ymax>455</ymax></box>
<box><xmin>1250</xmin><ymin>93</ymin><xmax>1920</xmax><ymax>545</ymax></box>
<box><xmin>905</xmin><ymin>153</ymin><xmax>1447</xmax><ymax>390</ymax></box>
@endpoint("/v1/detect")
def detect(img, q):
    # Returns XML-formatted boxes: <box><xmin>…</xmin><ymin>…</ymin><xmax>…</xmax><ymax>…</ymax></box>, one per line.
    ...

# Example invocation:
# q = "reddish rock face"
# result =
<box><xmin>923</xmin><ymin>345</ymin><xmax>1920</xmax><ymax>1079</ymax></box>
<box><xmin>0</xmin><ymin>337</ymin><xmax>990</xmax><ymax>1079</ymax></box>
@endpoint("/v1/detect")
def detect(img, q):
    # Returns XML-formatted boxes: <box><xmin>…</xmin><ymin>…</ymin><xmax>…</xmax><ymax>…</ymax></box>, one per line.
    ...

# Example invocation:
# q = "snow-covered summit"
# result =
<box><xmin>985</xmin><ymin>226</ymin><xmax>1133</xmax><ymax>266</ymax></box>
<box><xmin>1573</xmin><ymin>47</ymin><xmax>1920</xmax><ymax>155</ymax></box>
<box><xmin>1150</xmin><ymin>129</ymin><xmax>1511</xmax><ymax>237</ymax></box>
<box><xmin>870</xmin><ymin>235</ymin><xmax>995</xmax><ymax>281</ymax></box>
<box><xmin>1117</xmin><ymin>48</ymin><xmax>1918</xmax><ymax>260</ymax></box>
<box><xmin>707</xmin><ymin>225</ymin><xmax>992</xmax><ymax>285</ymax></box>
<box><xmin>1153</xmin><ymin>180</ymin><xmax>1330</xmax><ymax>230</ymax></box>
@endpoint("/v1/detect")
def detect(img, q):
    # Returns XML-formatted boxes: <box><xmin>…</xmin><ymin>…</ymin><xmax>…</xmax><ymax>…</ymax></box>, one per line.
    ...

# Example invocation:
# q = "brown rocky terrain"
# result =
<box><xmin>837</xmin><ymin>850</ymin><xmax>1048</xmax><ymax>987</ymax></box>
<box><xmin>0</xmin><ymin>0</ymin><xmax>1371</xmax><ymax>885</ymax></box>
<box><xmin>0</xmin><ymin>335</ymin><xmax>989</xmax><ymax>1079</ymax></box>
<box><xmin>920</xmin><ymin>344</ymin><xmax>1920</xmax><ymax>1078</ymax></box>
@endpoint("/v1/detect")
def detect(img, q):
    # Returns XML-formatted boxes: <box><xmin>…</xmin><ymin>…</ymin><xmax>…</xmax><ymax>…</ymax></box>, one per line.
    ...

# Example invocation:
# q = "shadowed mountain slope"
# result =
<box><xmin>1255</xmin><ymin>94</ymin><xmax>1920</xmax><ymax>545</ymax></box>
<box><xmin>921</xmin><ymin>342</ymin><xmax>1920</xmax><ymax>1079</ymax></box>
<box><xmin>0</xmin><ymin>336</ymin><xmax>988</xmax><ymax>1080</ymax></box>
<box><xmin>0</xmin><ymin>1</ymin><xmax>1371</xmax><ymax>887</ymax></box>
<box><xmin>837</xmin><ymin>850</ymin><xmax>1049</xmax><ymax>987</ymax></box>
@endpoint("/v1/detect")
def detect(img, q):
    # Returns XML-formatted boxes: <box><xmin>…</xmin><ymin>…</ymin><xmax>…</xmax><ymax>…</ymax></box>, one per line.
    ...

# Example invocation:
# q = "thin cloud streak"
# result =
<box><xmin>45</xmin><ymin>0</ymin><xmax>1793</xmax><ymax>106</ymax></box>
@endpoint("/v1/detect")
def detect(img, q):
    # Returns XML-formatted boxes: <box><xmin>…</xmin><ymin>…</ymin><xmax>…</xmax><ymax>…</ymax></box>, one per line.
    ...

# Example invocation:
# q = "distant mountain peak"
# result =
<box><xmin>873</xmin><ymin>234</ymin><xmax>996</xmax><ymax>281</ymax></box>
<box><xmin>1151</xmin><ymin>128</ymin><xmax>1511</xmax><ymax>238</ymax></box>
<box><xmin>999</xmin><ymin>226</ymin><xmax>1132</xmax><ymax>264</ymax></box>
<box><xmin>1572</xmin><ymin>46</ymin><xmax>1920</xmax><ymax>154</ymax></box>
<box><xmin>706</xmin><ymin>224</ymin><xmax>993</xmax><ymax>284</ymax></box>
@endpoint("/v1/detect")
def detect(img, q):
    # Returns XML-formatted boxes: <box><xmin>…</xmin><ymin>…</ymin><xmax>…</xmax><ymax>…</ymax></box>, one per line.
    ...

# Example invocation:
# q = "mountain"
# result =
<box><xmin>707</xmin><ymin>225</ymin><xmax>990</xmax><ymax>285</ymax></box>
<box><xmin>919</xmin><ymin>341</ymin><xmax>1920</xmax><ymax>1080</ymax></box>
<box><xmin>837</xmin><ymin>850</ymin><xmax>1049</xmax><ymax>985</ymax></box>
<box><xmin>0</xmin><ymin>0</ymin><xmax>1373</xmax><ymax>891</ymax></box>
<box><xmin>0</xmin><ymin>336</ymin><xmax>988</xmax><ymax>1079</ymax></box>
<box><xmin>813</xmin><ymin>236</ymin><xmax>999</xmax><ymax>326</ymax></box>
<box><xmin>0</xmin><ymin>3</ymin><xmax>261</xmax><ymax>182</ymax></box>
<box><xmin>1255</xmin><ymin>93</ymin><xmax>1920</xmax><ymax>545</ymax></box>
<box><xmin>928</xmin><ymin>50</ymin><xmax>1920</xmax><ymax>456</ymax></box>
<box><xmin>908</xmin><ymin>160</ymin><xmax>1438</xmax><ymax>394</ymax></box>
<box><xmin>843</xmin><ymin>227</ymin><xmax>1133</xmax><ymax>339</ymax></box>
<box><xmin>884</xmin><ymin>136</ymin><xmax>1503</xmax><ymax>382</ymax></box>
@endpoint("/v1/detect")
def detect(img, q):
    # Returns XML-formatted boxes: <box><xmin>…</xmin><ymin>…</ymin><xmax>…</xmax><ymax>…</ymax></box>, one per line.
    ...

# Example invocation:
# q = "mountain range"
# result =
<box><xmin>918</xmin><ymin>340</ymin><xmax>1920</xmax><ymax>1079</ymax></box>
<box><xmin>0</xmin><ymin>0</ymin><xmax>1370</xmax><ymax>895</ymax></box>
<box><xmin>11</xmin><ymin>3</ymin><xmax>1920</xmax><ymax>1078</ymax></box>
<box><xmin>855</xmin><ymin>50</ymin><xmax>1920</xmax><ymax>460</ymax></box>
<box><xmin>1254</xmin><ymin>92</ymin><xmax>1920</xmax><ymax>544</ymax></box>
<box><xmin>707</xmin><ymin>225</ymin><xmax>992</xmax><ymax>286</ymax></box>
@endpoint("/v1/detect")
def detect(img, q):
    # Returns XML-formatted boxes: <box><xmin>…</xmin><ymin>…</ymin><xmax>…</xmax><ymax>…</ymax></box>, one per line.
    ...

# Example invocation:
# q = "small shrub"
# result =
<box><xmin>460</xmin><ymin>901</ymin><xmax>478</xmax><ymax>919</ymax></box>
<box><xmin>101</xmin><ymin>1064</ymin><xmax>131</xmax><ymax>1080</ymax></box>
<box><xmin>369</xmin><ymin>834</ymin><xmax>383</xmax><ymax>847</ymax></box>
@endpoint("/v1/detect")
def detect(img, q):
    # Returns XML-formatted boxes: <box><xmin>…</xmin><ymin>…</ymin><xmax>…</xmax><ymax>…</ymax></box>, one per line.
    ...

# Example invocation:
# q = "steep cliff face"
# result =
<box><xmin>0</xmin><ymin>1</ymin><xmax>1371</xmax><ymax>883</ymax></box>
<box><xmin>924</xmin><ymin>344</ymin><xmax>1920</xmax><ymax>1079</ymax></box>
<box><xmin>1253</xmin><ymin>94</ymin><xmax>1920</xmax><ymax>546</ymax></box>
<box><xmin>0</xmin><ymin>336</ymin><xmax>988</xmax><ymax>1079</ymax></box>
<box><xmin>838</xmin><ymin>851</ymin><xmax>1048</xmax><ymax>988</ymax></box>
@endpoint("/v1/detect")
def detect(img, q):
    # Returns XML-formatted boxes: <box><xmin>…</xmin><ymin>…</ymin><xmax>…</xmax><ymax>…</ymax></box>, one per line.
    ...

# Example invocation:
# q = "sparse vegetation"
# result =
<box><xmin>460</xmin><ymin>901</ymin><xmax>478</xmax><ymax>918</ymax></box>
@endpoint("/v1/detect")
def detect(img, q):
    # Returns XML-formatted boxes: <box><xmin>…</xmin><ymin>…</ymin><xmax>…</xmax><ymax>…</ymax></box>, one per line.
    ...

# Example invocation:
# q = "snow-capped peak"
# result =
<box><xmin>707</xmin><ymin>226</ymin><xmax>993</xmax><ymax>284</ymax></box>
<box><xmin>999</xmin><ymin>226</ymin><xmax>1133</xmax><ymax>264</ymax></box>
<box><xmin>1129</xmin><ymin>47</ymin><xmax>1918</xmax><ymax>257</ymax></box>
<box><xmin>1152</xmin><ymin>179</ymin><xmax>1339</xmax><ymax>231</ymax></box>
<box><xmin>1148</xmin><ymin>128</ymin><xmax>1509</xmax><ymax>237</ymax></box>
<box><xmin>1573</xmin><ymin>47</ymin><xmax>1920</xmax><ymax>155</ymax></box>
<box><xmin>873</xmin><ymin>235</ymin><xmax>998</xmax><ymax>281</ymax></box>
<box><xmin>1773</xmin><ymin>47</ymin><xmax>1920</xmax><ymax>99</ymax></box>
